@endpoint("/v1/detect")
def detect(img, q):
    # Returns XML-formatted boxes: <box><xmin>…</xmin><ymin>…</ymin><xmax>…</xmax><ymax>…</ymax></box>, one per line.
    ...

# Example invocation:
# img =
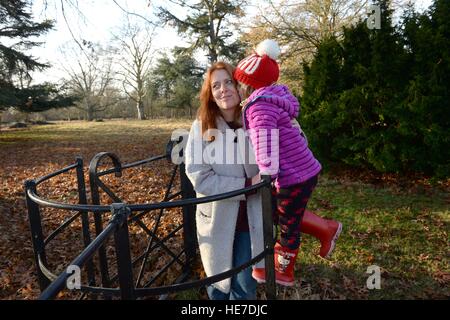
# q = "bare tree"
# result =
<box><xmin>60</xmin><ymin>43</ymin><xmax>119</xmax><ymax>121</ymax></box>
<box><xmin>114</xmin><ymin>23</ymin><xmax>155</xmax><ymax>120</ymax></box>
<box><xmin>239</xmin><ymin>0</ymin><xmax>370</xmax><ymax>94</ymax></box>
<box><xmin>246</xmin><ymin>0</ymin><xmax>369</xmax><ymax>56</ymax></box>
<box><xmin>245</xmin><ymin>0</ymin><xmax>413</xmax><ymax>57</ymax></box>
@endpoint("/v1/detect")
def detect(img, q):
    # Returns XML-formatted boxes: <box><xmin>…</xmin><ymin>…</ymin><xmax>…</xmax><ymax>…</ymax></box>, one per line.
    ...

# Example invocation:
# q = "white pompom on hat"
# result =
<box><xmin>234</xmin><ymin>39</ymin><xmax>281</xmax><ymax>89</ymax></box>
<box><xmin>255</xmin><ymin>39</ymin><xmax>281</xmax><ymax>60</ymax></box>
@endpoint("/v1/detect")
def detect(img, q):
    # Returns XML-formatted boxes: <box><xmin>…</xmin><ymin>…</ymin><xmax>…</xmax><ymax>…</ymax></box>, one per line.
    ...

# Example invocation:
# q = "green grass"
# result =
<box><xmin>0</xmin><ymin>119</ymin><xmax>192</xmax><ymax>146</ymax></box>
<box><xmin>298</xmin><ymin>176</ymin><xmax>449</xmax><ymax>299</ymax></box>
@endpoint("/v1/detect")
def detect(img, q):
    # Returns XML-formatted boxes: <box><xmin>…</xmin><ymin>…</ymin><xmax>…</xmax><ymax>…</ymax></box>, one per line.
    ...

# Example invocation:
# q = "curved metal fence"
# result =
<box><xmin>24</xmin><ymin>136</ymin><xmax>276</xmax><ymax>300</ymax></box>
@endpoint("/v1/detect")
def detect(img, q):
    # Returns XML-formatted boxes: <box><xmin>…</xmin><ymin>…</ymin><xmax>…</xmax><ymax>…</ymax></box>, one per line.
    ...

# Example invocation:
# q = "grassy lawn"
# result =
<box><xmin>0</xmin><ymin>119</ymin><xmax>448</xmax><ymax>300</ymax></box>
<box><xmin>0</xmin><ymin>119</ymin><xmax>192</xmax><ymax>147</ymax></box>
<box><xmin>297</xmin><ymin>176</ymin><xmax>449</xmax><ymax>299</ymax></box>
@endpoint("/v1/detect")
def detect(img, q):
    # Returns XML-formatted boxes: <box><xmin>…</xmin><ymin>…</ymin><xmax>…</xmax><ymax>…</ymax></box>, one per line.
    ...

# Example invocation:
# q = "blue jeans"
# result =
<box><xmin>207</xmin><ymin>231</ymin><xmax>257</xmax><ymax>300</ymax></box>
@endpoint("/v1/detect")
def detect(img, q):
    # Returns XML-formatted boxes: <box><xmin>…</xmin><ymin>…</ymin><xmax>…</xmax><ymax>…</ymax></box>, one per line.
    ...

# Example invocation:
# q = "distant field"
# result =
<box><xmin>0</xmin><ymin>119</ymin><xmax>448</xmax><ymax>300</ymax></box>
<box><xmin>0</xmin><ymin>119</ymin><xmax>192</xmax><ymax>149</ymax></box>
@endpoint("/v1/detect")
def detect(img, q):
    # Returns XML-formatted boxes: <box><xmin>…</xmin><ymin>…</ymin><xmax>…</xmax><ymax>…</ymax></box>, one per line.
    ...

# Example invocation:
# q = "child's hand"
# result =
<box><xmin>251</xmin><ymin>173</ymin><xmax>261</xmax><ymax>185</ymax></box>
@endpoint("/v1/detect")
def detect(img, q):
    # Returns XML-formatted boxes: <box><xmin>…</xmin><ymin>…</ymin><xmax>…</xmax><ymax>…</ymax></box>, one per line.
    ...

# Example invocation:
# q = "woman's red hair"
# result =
<box><xmin>198</xmin><ymin>61</ymin><xmax>242</xmax><ymax>139</ymax></box>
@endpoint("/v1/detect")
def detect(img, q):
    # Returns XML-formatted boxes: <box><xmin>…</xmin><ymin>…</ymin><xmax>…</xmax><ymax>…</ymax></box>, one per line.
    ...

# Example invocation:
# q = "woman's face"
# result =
<box><xmin>210</xmin><ymin>69</ymin><xmax>240</xmax><ymax>115</ymax></box>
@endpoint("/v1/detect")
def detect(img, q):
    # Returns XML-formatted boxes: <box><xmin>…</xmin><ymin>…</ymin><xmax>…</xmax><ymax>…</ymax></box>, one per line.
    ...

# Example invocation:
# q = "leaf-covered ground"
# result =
<box><xmin>0</xmin><ymin>120</ymin><xmax>448</xmax><ymax>300</ymax></box>
<box><xmin>0</xmin><ymin>119</ymin><xmax>193</xmax><ymax>300</ymax></box>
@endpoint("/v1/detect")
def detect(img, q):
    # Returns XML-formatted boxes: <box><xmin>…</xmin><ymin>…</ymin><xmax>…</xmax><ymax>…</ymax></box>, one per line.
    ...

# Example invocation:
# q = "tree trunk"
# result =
<box><xmin>137</xmin><ymin>101</ymin><xmax>145</xmax><ymax>120</ymax></box>
<box><xmin>208</xmin><ymin>9</ymin><xmax>218</xmax><ymax>64</ymax></box>
<box><xmin>149</xmin><ymin>97</ymin><xmax>153</xmax><ymax>119</ymax></box>
<box><xmin>87</xmin><ymin>106</ymin><xmax>94</xmax><ymax>121</ymax></box>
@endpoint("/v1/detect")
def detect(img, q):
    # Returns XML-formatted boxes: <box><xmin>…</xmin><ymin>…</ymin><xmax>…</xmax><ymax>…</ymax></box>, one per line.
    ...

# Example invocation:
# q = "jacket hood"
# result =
<box><xmin>247</xmin><ymin>84</ymin><xmax>299</xmax><ymax>118</ymax></box>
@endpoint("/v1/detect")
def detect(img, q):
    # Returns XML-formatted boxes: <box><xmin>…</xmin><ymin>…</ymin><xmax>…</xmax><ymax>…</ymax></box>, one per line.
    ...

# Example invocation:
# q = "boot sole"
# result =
<box><xmin>275</xmin><ymin>279</ymin><xmax>294</xmax><ymax>287</ymax></box>
<box><xmin>254</xmin><ymin>278</ymin><xmax>295</xmax><ymax>287</ymax></box>
<box><xmin>253</xmin><ymin>276</ymin><xmax>266</xmax><ymax>284</ymax></box>
<box><xmin>324</xmin><ymin>222</ymin><xmax>343</xmax><ymax>259</ymax></box>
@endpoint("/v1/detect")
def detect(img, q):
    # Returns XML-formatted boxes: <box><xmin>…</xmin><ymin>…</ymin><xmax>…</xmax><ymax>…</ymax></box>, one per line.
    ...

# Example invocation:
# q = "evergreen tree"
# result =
<box><xmin>301</xmin><ymin>0</ymin><xmax>449</xmax><ymax>177</ymax></box>
<box><xmin>157</xmin><ymin>0</ymin><xmax>247</xmax><ymax>64</ymax></box>
<box><xmin>0</xmin><ymin>0</ymin><xmax>76</xmax><ymax>112</ymax></box>
<box><xmin>301</xmin><ymin>36</ymin><xmax>345</xmax><ymax>159</ymax></box>
<box><xmin>399</xmin><ymin>0</ymin><xmax>450</xmax><ymax>176</ymax></box>
<box><xmin>151</xmin><ymin>50</ymin><xmax>203</xmax><ymax>116</ymax></box>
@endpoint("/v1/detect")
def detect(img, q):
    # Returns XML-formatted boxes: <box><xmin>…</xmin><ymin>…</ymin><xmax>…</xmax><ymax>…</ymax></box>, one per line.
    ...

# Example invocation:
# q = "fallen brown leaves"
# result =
<box><xmin>0</xmin><ymin>120</ymin><xmax>193</xmax><ymax>300</ymax></box>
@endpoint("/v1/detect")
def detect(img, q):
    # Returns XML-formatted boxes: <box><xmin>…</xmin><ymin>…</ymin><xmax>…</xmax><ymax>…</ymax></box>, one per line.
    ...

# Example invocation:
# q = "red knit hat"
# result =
<box><xmin>234</xmin><ymin>39</ymin><xmax>281</xmax><ymax>89</ymax></box>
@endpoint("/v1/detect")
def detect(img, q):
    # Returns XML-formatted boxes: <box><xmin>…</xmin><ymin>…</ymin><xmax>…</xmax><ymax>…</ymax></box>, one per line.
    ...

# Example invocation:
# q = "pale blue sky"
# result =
<box><xmin>30</xmin><ymin>0</ymin><xmax>434</xmax><ymax>83</ymax></box>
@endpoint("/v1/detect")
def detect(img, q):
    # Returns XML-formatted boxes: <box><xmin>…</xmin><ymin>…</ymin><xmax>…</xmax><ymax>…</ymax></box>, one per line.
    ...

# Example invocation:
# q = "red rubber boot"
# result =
<box><xmin>274</xmin><ymin>241</ymin><xmax>299</xmax><ymax>286</ymax></box>
<box><xmin>252</xmin><ymin>242</ymin><xmax>300</xmax><ymax>286</ymax></box>
<box><xmin>301</xmin><ymin>210</ymin><xmax>342</xmax><ymax>259</ymax></box>
<box><xmin>252</xmin><ymin>267</ymin><xmax>266</xmax><ymax>284</ymax></box>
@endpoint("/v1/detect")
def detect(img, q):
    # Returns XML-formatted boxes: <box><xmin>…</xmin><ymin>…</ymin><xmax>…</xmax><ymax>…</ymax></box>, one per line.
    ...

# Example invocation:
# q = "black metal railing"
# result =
<box><xmin>24</xmin><ymin>136</ymin><xmax>276</xmax><ymax>300</ymax></box>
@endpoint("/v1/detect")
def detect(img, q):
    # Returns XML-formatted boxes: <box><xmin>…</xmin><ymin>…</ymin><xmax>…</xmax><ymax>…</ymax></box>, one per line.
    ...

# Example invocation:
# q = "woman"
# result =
<box><xmin>185</xmin><ymin>62</ymin><xmax>265</xmax><ymax>300</ymax></box>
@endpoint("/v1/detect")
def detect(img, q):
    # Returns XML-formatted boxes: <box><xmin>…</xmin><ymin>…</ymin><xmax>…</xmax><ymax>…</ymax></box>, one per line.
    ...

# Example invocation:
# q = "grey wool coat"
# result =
<box><xmin>185</xmin><ymin>117</ymin><xmax>265</xmax><ymax>294</ymax></box>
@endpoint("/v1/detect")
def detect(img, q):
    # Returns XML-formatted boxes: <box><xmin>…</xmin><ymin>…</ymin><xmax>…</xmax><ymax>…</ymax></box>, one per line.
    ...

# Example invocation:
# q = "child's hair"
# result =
<box><xmin>237</xmin><ymin>81</ymin><xmax>255</xmax><ymax>101</ymax></box>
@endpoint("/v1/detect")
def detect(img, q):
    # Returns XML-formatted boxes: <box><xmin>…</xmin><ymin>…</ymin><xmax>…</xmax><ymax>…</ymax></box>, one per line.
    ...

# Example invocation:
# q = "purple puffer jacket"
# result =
<box><xmin>242</xmin><ymin>84</ymin><xmax>321</xmax><ymax>188</ymax></box>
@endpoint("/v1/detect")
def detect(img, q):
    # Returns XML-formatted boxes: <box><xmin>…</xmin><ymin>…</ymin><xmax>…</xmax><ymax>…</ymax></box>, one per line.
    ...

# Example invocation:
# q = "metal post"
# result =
<box><xmin>24</xmin><ymin>180</ymin><xmax>51</xmax><ymax>291</ymax></box>
<box><xmin>260</xmin><ymin>175</ymin><xmax>276</xmax><ymax>300</ymax></box>
<box><xmin>169</xmin><ymin>134</ymin><xmax>197</xmax><ymax>271</ymax></box>
<box><xmin>75</xmin><ymin>157</ymin><xmax>96</xmax><ymax>287</ymax></box>
<box><xmin>88</xmin><ymin>152</ymin><xmax>123</xmax><ymax>288</ymax></box>
<box><xmin>89</xmin><ymin>170</ymin><xmax>110</xmax><ymax>287</ymax></box>
<box><xmin>179</xmin><ymin>162</ymin><xmax>197</xmax><ymax>270</ymax></box>
<box><xmin>111</xmin><ymin>203</ymin><xmax>135</xmax><ymax>300</ymax></box>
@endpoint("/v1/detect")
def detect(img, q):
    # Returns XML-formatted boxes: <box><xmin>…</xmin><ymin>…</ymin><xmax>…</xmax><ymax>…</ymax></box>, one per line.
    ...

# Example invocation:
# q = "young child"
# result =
<box><xmin>234</xmin><ymin>39</ymin><xmax>343</xmax><ymax>286</ymax></box>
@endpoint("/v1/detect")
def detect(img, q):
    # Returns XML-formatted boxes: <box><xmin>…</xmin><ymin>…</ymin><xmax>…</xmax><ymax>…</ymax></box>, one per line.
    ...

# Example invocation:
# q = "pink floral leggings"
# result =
<box><xmin>272</xmin><ymin>175</ymin><xmax>318</xmax><ymax>250</ymax></box>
